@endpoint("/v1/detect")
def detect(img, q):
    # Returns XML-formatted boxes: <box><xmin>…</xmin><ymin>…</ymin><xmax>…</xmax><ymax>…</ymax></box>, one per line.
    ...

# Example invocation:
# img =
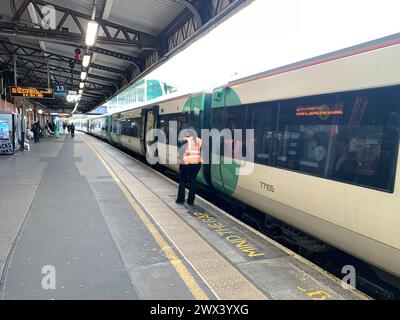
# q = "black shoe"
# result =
<box><xmin>186</xmin><ymin>202</ymin><xmax>194</xmax><ymax>206</ymax></box>
<box><xmin>175</xmin><ymin>200</ymin><xmax>184</xmax><ymax>205</ymax></box>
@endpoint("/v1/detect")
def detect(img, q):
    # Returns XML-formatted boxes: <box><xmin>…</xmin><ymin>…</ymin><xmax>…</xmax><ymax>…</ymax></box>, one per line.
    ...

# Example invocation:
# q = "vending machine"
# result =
<box><xmin>0</xmin><ymin>112</ymin><xmax>21</xmax><ymax>155</ymax></box>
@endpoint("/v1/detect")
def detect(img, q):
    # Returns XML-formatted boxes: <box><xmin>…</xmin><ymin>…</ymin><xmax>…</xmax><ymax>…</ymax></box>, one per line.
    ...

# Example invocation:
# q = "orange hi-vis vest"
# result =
<box><xmin>182</xmin><ymin>136</ymin><xmax>204</xmax><ymax>165</ymax></box>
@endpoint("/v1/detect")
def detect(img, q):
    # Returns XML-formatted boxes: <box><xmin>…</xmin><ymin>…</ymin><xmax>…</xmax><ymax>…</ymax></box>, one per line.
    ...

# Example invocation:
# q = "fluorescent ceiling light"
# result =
<box><xmin>66</xmin><ymin>94</ymin><xmax>81</xmax><ymax>103</ymax></box>
<box><xmin>79</xmin><ymin>82</ymin><xmax>85</xmax><ymax>89</ymax></box>
<box><xmin>85</xmin><ymin>20</ymin><xmax>99</xmax><ymax>46</ymax></box>
<box><xmin>82</xmin><ymin>54</ymin><xmax>91</xmax><ymax>68</ymax></box>
<box><xmin>79</xmin><ymin>89</ymin><xmax>83</xmax><ymax>94</ymax></box>
<box><xmin>81</xmin><ymin>71</ymin><xmax>87</xmax><ymax>80</ymax></box>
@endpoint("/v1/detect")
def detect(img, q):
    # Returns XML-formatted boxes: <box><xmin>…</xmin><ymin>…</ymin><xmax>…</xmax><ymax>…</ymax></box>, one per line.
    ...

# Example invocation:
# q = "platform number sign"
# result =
<box><xmin>54</xmin><ymin>83</ymin><xmax>66</xmax><ymax>96</ymax></box>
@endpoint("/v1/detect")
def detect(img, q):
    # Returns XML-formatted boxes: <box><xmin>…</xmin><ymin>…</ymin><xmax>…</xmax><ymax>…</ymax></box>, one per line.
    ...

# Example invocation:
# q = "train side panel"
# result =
<box><xmin>210</xmin><ymin>40</ymin><xmax>400</xmax><ymax>277</ymax></box>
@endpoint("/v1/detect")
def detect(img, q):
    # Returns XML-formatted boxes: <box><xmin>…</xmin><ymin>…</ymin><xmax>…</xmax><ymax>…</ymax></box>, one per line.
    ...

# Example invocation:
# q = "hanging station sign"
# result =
<box><xmin>53</xmin><ymin>83</ymin><xmax>67</xmax><ymax>96</ymax></box>
<box><xmin>10</xmin><ymin>87</ymin><xmax>54</xmax><ymax>99</ymax></box>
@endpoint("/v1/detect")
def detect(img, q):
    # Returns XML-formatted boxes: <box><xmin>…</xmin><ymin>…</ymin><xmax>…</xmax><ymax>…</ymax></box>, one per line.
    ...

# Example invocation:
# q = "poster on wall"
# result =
<box><xmin>0</xmin><ymin>140</ymin><xmax>13</xmax><ymax>155</ymax></box>
<box><xmin>0</xmin><ymin>118</ymin><xmax>10</xmax><ymax>140</ymax></box>
<box><xmin>0</xmin><ymin>118</ymin><xmax>13</xmax><ymax>155</ymax></box>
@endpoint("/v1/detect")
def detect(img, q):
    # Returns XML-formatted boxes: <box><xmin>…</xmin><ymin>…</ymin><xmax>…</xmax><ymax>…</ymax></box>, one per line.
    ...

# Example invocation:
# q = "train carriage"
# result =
<box><xmin>209</xmin><ymin>34</ymin><xmax>400</xmax><ymax>282</ymax></box>
<box><xmin>103</xmin><ymin>92</ymin><xmax>211</xmax><ymax>174</ymax></box>
<box><xmin>76</xmin><ymin>33</ymin><xmax>400</xmax><ymax>287</ymax></box>
<box><xmin>109</xmin><ymin>107</ymin><xmax>144</xmax><ymax>155</ymax></box>
<box><xmin>89</xmin><ymin>115</ymin><xmax>109</xmax><ymax>140</ymax></box>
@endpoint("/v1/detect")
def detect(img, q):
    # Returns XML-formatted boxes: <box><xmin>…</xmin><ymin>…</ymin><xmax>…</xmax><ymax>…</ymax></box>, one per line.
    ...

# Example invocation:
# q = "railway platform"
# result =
<box><xmin>0</xmin><ymin>133</ymin><xmax>369</xmax><ymax>300</ymax></box>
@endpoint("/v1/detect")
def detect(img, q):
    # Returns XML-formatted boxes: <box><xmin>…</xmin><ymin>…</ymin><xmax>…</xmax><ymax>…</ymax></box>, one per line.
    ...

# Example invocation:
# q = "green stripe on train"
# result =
<box><xmin>211</xmin><ymin>157</ymin><xmax>240</xmax><ymax>196</ymax></box>
<box><xmin>210</xmin><ymin>87</ymin><xmax>241</xmax><ymax>195</ymax></box>
<box><xmin>183</xmin><ymin>93</ymin><xmax>207</xmax><ymax>113</ymax></box>
<box><xmin>212</xmin><ymin>87</ymin><xmax>241</xmax><ymax>108</ymax></box>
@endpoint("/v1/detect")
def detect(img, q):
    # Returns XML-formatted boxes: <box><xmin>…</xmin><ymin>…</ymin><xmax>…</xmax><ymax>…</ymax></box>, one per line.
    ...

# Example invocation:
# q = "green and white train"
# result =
<box><xmin>75</xmin><ymin>34</ymin><xmax>400</xmax><ymax>287</ymax></box>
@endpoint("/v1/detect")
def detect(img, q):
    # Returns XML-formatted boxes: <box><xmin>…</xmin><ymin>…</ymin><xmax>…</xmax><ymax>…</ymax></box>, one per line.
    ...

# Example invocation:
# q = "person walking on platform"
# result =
<box><xmin>176</xmin><ymin>128</ymin><xmax>204</xmax><ymax>205</ymax></box>
<box><xmin>70</xmin><ymin>122</ymin><xmax>75</xmax><ymax>138</ymax></box>
<box><xmin>32</xmin><ymin>121</ymin><xmax>41</xmax><ymax>143</ymax></box>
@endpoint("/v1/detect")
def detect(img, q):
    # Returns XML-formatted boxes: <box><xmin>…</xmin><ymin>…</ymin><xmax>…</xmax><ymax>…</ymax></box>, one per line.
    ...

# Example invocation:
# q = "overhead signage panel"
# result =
<box><xmin>10</xmin><ymin>87</ymin><xmax>54</xmax><ymax>99</ymax></box>
<box><xmin>53</xmin><ymin>83</ymin><xmax>67</xmax><ymax>96</ymax></box>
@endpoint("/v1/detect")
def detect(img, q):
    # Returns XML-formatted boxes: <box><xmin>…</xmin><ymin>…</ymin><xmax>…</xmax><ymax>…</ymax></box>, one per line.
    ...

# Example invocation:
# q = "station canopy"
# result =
<box><xmin>0</xmin><ymin>0</ymin><xmax>248</xmax><ymax>113</ymax></box>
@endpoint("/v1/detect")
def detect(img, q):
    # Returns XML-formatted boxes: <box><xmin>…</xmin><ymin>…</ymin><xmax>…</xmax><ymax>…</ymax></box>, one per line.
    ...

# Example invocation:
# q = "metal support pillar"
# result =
<box><xmin>11</xmin><ymin>55</ymin><xmax>25</xmax><ymax>152</ymax></box>
<box><xmin>46</xmin><ymin>59</ymin><xmax>50</xmax><ymax>88</ymax></box>
<box><xmin>13</xmin><ymin>55</ymin><xmax>17</xmax><ymax>86</ymax></box>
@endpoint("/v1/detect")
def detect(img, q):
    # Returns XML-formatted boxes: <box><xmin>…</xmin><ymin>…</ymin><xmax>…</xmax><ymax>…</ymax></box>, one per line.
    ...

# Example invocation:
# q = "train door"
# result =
<box><xmin>210</xmin><ymin>105</ymin><xmax>228</xmax><ymax>194</ymax></box>
<box><xmin>142</xmin><ymin>106</ymin><xmax>159</xmax><ymax>159</ymax></box>
<box><xmin>106</xmin><ymin>116</ymin><xmax>112</xmax><ymax>142</ymax></box>
<box><xmin>195</xmin><ymin>94</ymin><xmax>212</xmax><ymax>186</ymax></box>
<box><xmin>210</xmin><ymin>88</ymin><xmax>245</xmax><ymax>196</ymax></box>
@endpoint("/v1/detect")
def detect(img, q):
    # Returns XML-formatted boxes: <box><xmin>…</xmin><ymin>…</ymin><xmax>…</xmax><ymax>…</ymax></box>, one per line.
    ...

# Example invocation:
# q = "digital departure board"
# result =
<box><xmin>10</xmin><ymin>87</ymin><xmax>54</xmax><ymax>98</ymax></box>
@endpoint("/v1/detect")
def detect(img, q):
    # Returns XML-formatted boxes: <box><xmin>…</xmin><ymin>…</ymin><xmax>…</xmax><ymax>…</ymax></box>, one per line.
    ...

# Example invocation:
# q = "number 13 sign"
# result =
<box><xmin>54</xmin><ymin>83</ymin><xmax>66</xmax><ymax>96</ymax></box>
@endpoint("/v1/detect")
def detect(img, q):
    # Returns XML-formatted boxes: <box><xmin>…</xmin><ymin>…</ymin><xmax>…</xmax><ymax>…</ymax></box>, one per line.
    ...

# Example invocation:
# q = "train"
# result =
<box><xmin>73</xmin><ymin>33</ymin><xmax>400</xmax><ymax>289</ymax></box>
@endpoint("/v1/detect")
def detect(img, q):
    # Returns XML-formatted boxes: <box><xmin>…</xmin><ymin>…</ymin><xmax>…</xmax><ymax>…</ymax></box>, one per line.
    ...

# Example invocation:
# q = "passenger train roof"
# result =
<box><xmin>216</xmin><ymin>32</ymin><xmax>400</xmax><ymax>90</ymax></box>
<box><xmin>105</xmin><ymin>90</ymin><xmax>208</xmax><ymax>116</ymax></box>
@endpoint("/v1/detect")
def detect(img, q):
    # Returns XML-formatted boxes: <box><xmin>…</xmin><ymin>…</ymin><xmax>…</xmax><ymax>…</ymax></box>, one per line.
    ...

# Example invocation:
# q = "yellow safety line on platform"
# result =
<box><xmin>81</xmin><ymin>135</ymin><xmax>209</xmax><ymax>300</ymax></box>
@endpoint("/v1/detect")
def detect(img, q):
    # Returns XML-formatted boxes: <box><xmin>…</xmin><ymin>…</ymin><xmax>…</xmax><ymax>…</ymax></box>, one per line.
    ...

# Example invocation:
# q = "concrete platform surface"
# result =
<box><xmin>0</xmin><ymin>133</ymin><xmax>369</xmax><ymax>300</ymax></box>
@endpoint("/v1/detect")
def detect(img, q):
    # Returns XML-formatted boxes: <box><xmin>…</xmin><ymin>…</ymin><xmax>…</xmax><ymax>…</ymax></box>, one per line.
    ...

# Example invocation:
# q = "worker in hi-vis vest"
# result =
<box><xmin>176</xmin><ymin>128</ymin><xmax>204</xmax><ymax>205</ymax></box>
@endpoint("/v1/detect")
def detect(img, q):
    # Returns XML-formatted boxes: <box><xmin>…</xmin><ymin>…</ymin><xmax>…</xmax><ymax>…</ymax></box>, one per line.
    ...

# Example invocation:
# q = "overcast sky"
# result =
<box><xmin>143</xmin><ymin>0</ymin><xmax>400</xmax><ymax>94</ymax></box>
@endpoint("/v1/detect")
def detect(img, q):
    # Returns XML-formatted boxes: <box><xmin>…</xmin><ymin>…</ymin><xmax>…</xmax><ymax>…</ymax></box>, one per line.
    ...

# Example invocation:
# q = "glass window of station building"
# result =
<box><xmin>108</xmin><ymin>79</ymin><xmax>177</xmax><ymax>113</ymax></box>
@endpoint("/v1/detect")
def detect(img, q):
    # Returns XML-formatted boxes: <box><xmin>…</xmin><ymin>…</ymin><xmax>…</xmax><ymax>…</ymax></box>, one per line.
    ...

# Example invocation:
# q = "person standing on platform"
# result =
<box><xmin>50</xmin><ymin>121</ymin><xmax>55</xmax><ymax>134</ymax></box>
<box><xmin>43</xmin><ymin>123</ymin><xmax>49</xmax><ymax>137</ymax></box>
<box><xmin>176</xmin><ymin>128</ymin><xmax>204</xmax><ymax>206</ymax></box>
<box><xmin>70</xmin><ymin>122</ymin><xmax>75</xmax><ymax>138</ymax></box>
<box><xmin>46</xmin><ymin>121</ymin><xmax>54</xmax><ymax>136</ymax></box>
<box><xmin>55</xmin><ymin>122</ymin><xmax>60</xmax><ymax>138</ymax></box>
<box><xmin>32</xmin><ymin>121</ymin><xmax>41</xmax><ymax>143</ymax></box>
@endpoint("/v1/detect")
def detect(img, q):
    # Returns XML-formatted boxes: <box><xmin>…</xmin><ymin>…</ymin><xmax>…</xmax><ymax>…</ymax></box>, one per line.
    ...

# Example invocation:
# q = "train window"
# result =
<box><xmin>209</xmin><ymin>106</ymin><xmax>249</xmax><ymax>160</ymax></box>
<box><xmin>159</xmin><ymin>113</ymin><xmax>188</xmax><ymax>145</ymax></box>
<box><xmin>253</xmin><ymin>86</ymin><xmax>400</xmax><ymax>192</ymax></box>
<box><xmin>112</xmin><ymin>116</ymin><xmax>122</xmax><ymax>135</ymax></box>
<box><xmin>224</xmin><ymin>106</ymin><xmax>248</xmax><ymax>160</ymax></box>
<box><xmin>137</xmin><ymin>117</ymin><xmax>144</xmax><ymax>139</ymax></box>
<box><xmin>159</xmin><ymin>116</ymin><xmax>169</xmax><ymax>142</ymax></box>
<box><xmin>105</xmin><ymin>117</ymin><xmax>110</xmax><ymax>133</ymax></box>
<box><xmin>275</xmin><ymin>93</ymin><xmax>343</xmax><ymax>176</ymax></box>
<box><xmin>119</xmin><ymin>117</ymin><xmax>143</xmax><ymax>138</ymax></box>
<box><xmin>248</xmin><ymin>102</ymin><xmax>279</xmax><ymax>165</ymax></box>
<box><xmin>210</xmin><ymin>107</ymin><xmax>227</xmax><ymax>159</ymax></box>
<box><xmin>331</xmin><ymin>87</ymin><xmax>400</xmax><ymax>191</ymax></box>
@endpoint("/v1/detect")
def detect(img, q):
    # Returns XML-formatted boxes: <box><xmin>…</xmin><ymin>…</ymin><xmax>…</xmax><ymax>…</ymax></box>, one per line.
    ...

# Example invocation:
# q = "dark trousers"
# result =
<box><xmin>34</xmin><ymin>132</ymin><xmax>40</xmax><ymax>143</ymax></box>
<box><xmin>71</xmin><ymin>130</ymin><xmax>75</xmax><ymax>137</ymax></box>
<box><xmin>177</xmin><ymin>164</ymin><xmax>201</xmax><ymax>204</ymax></box>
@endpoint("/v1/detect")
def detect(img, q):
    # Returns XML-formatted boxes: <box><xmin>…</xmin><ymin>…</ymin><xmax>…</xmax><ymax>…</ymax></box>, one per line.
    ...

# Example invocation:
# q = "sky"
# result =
<box><xmin>143</xmin><ymin>0</ymin><xmax>400</xmax><ymax>94</ymax></box>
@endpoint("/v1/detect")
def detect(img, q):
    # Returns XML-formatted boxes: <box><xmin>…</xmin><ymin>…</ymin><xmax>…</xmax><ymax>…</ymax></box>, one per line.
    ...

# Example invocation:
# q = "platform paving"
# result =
<box><xmin>82</xmin><ymin>133</ymin><xmax>369</xmax><ymax>301</ymax></box>
<box><xmin>0</xmin><ymin>135</ymin><xmax>198</xmax><ymax>299</ymax></box>
<box><xmin>0</xmin><ymin>133</ymin><xmax>369</xmax><ymax>300</ymax></box>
